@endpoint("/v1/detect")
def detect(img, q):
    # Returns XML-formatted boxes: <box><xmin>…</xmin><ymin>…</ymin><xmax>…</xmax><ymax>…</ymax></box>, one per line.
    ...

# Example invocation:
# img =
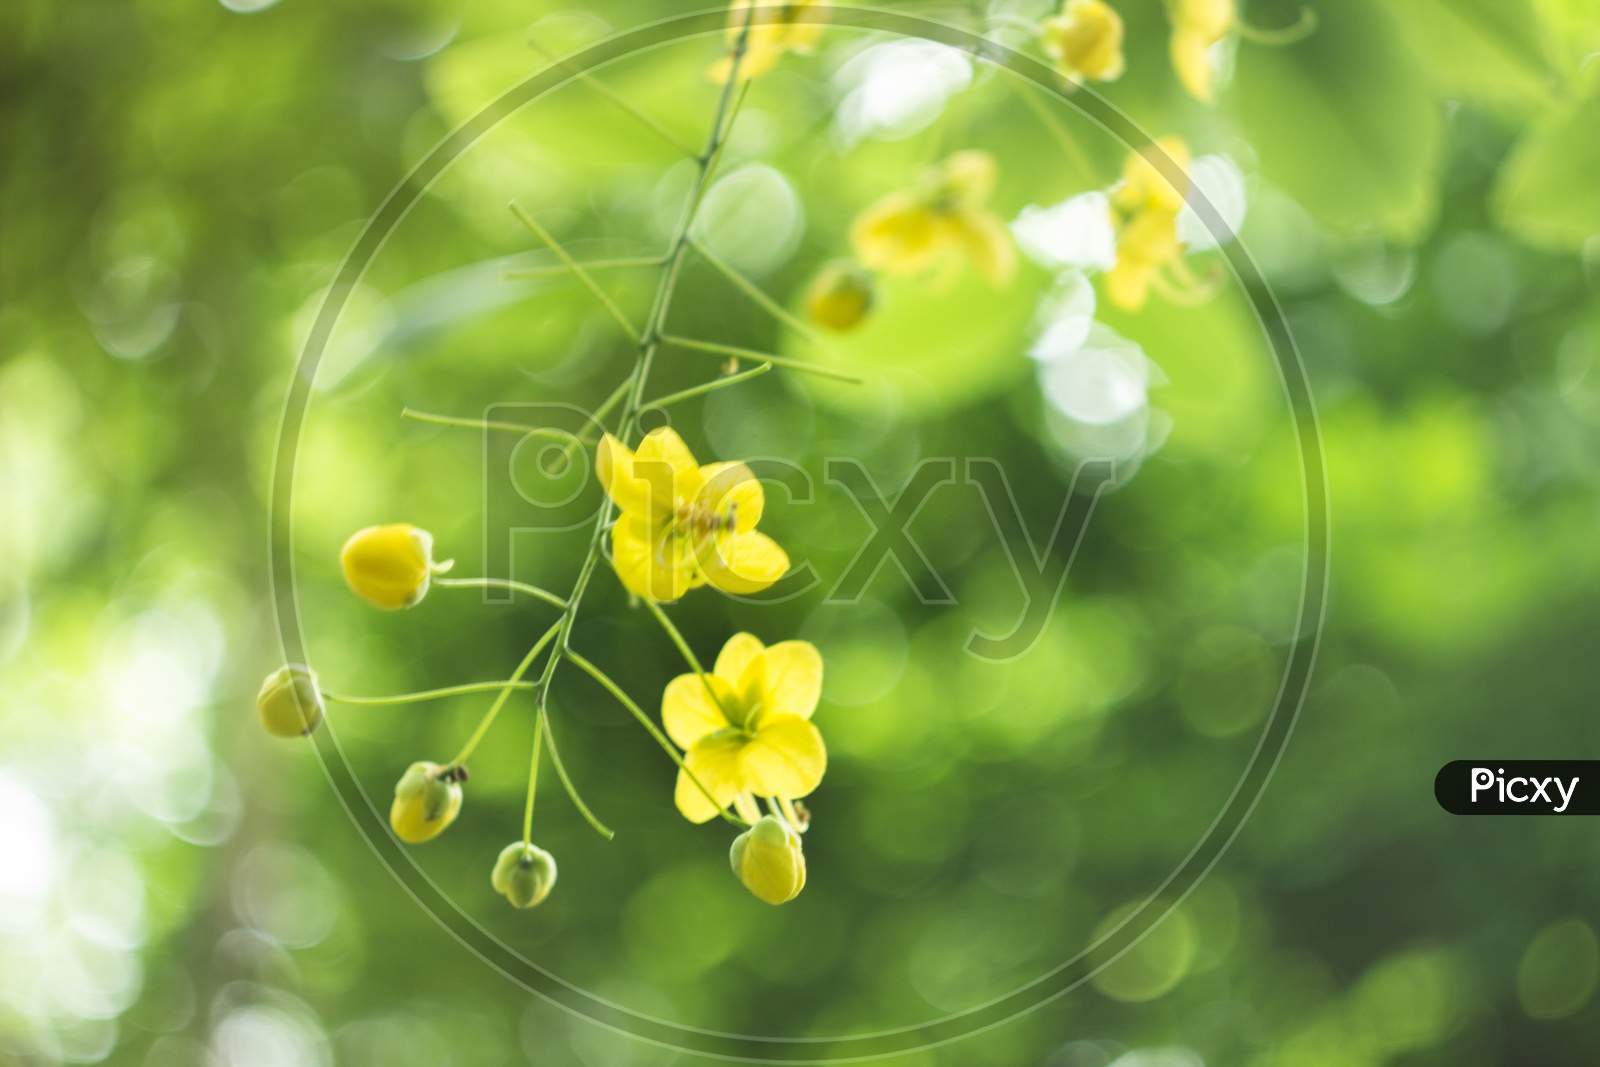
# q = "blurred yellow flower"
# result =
<box><xmin>1041</xmin><ymin>0</ymin><xmax>1126</xmax><ymax>84</ymax></box>
<box><xmin>597</xmin><ymin>428</ymin><xmax>789</xmax><ymax>602</ymax></box>
<box><xmin>730</xmin><ymin>814</ymin><xmax>807</xmax><ymax>904</ymax></box>
<box><xmin>340</xmin><ymin>523</ymin><xmax>450</xmax><ymax>610</ymax></box>
<box><xmin>664</xmin><ymin>633</ymin><xmax>825</xmax><ymax>824</ymax></box>
<box><xmin>709</xmin><ymin>0</ymin><xmax>827</xmax><ymax>83</ymax></box>
<box><xmin>1106</xmin><ymin>137</ymin><xmax>1191</xmax><ymax>311</ymax></box>
<box><xmin>390</xmin><ymin>761</ymin><xmax>464</xmax><ymax>843</ymax></box>
<box><xmin>803</xmin><ymin>260</ymin><xmax>875</xmax><ymax>331</ymax></box>
<box><xmin>1168</xmin><ymin>0</ymin><xmax>1234</xmax><ymax>101</ymax></box>
<box><xmin>851</xmin><ymin>150</ymin><xmax>1016</xmax><ymax>288</ymax></box>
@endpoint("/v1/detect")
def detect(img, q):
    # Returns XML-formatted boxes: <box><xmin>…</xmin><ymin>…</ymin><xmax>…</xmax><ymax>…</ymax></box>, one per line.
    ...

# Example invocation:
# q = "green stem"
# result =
<box><xmin>648</xmin><ymin>362</ymin><xmax>771</xmax><ymax>409</ymax></box>
<box><xmin>539</xmin><ymin>704</ymin><xmax>613</xmax><ymax>839</ymax></box>
<box><xmin>449</xmin><ymin>621</ymin><xmax>561</xmax><ymax>767</ymax></box>
<box><xmin>661</xmin><ymin>334</ymin><xmax>863</xmax><ymax>383</ymax></box>
<box><xmin>505</xmin><ymin>255</ymin><xmax>665</xmax><ymax>280</ymax></box>
<box><xmin>689</xmin><ymin>237</ymin><xmax>822</xmax><ymax>345</ymax></box>
<box><xmin>529</xmin><ymin>39</ymin><xmax>700</xmax><ymax>157</ymax></box>
<box><xmin>564</xmin><ymin>650</ymin><xmax>747</xmax><ymax>827</ymax></box>
<box><xmin>434</xmin><ymin>576</ymin><xmax>568</xmax><ymax>610</ymax></box>
<box><xmin>523</xmin><ymin>712</ymin><xmax>544</xmax><ymax>844</ymax></box>
<box><xmin>510</xmin><ymin>201</ymin><xmax>643</xmax><ymax>344</ymax></box>
<box><xmin>1017</xmin><ymin>84</ymin><xmax>1105</xmax><ymax>187</ymax></box>
<box><xmin>322</xmin><ymin>680</ymin><xmax>538</xmax><ymax>705</ymax></box>
<box><xmin>640</xmin><ymin>597</ymin><xmax>736</xmax><ymax>724</ymax></box>
<box><xmin>403</xmin><ymin>408</ymin><xmax>574</xmax><ymax>439</ymax></box>
<box><xmin>1237</xmin><ymin>7</ymin><xmax>1317</xmax><ymax>45</ymax></box>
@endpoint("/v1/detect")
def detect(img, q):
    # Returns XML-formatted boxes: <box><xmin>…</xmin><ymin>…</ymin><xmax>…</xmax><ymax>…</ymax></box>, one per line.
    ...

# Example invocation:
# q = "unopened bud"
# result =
<box><xmin>730</xmin><ymin>815</ymin><xmax>806</xmax><ymax>905</ymax></box>
<box><xmin>256</xmin><ymin>664</ymin><xmax>324</xmax><ymax>738</ymax></box>
<box><xmin>340</xmin><ymin>524</ymin><xmax>450</xmax><ymax>610</ymax></box>
<box><xmin>389</xmin><ymin>761</ymin><xmax>463</xmax><ymax>843</ymax></box>
<box><xmin>491</xmin><ymin>842</ymin><xmax>558</xmax><ymax>909</ymax></box>
<box><xmin>804</xmin><ymin>261</ymin><xmax>875</xmax><ymax>332</ymax></box>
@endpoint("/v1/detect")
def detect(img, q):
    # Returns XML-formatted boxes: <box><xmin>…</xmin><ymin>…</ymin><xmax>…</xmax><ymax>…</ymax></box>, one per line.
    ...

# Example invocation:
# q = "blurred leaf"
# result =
<box><xmin>1492</xmin><ymin>82</ymin><xmax>1600</xmax><ymax>251</ymax></box>
<box><xmin>1234</xmin><ymin>0</ymin><xmax>1442</xmax><ymax>239</ymax></box>
<box><xmin>1387</xmin><ymin>0</ymin><xmax>1560</xmax><ymax>107</ymax></box>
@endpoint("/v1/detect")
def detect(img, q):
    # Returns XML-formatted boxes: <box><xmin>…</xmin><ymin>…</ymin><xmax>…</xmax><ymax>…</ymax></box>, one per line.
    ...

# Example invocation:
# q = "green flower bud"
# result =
<box><xmin>804</xmin><ymin>261</ymin><xmax>875</xmax><ymax>332</ymax></box>
<box><xmin>256</xmin><ymin>664</ymin><xmax>325</xmax><ymax>738</ymax></box>
<box><xmin>491</xmin><ymin>842</ymin><xmax>558</xmax><ymax>909</ymax></box>
<box><xmin>389</xmin><ymin>761</ymin><xmax>464</xmax><ymax>843</ymax></box>
<box><xmin>730</xmin><ymin>814</ymin><xmax>806</xmax><ymax>905</ymax></box>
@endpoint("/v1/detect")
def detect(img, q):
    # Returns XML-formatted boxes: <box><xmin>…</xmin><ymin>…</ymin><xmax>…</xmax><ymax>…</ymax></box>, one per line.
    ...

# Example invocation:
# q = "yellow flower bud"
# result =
<box><xmin>1041</xmin><ymin>0</ymin><xmax>1126</xmax><ymax>84</ymax></box>
<box><xmin>256</xmin><ymin>664</ymin><xmax>325</xmax><ymax>738</ymax></box>
<box><xmin>491</xmin><ymin>842</ymin><xmax>558</xmax><ymax>909</ymax></box>
<box><xmin>389</xmin><ymin>761</ymin><xmax>464</xmax><ymax>843</ymax></box>
<box><xmin>339</xmin><ymin>524</ymin><xmax>450</xmax><ymax>611</ymax></box>
<box><xmin>730</xmin><ymin>815</ymin><xmax>806</xmax><ymax>905</ymax></box>
<box><xmin>804</xmin><ymin>261</ymin><xmax>875</xmax><ymax>331</ymax></box>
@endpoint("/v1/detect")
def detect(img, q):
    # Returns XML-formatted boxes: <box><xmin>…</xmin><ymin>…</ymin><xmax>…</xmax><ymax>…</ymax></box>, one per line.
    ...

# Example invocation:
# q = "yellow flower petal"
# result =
<box><xmin>1171</xmin><ymin>28</ymin><xmax>1216</xmax><ymax>102</ymax></box>
<box><xmin>954</xmin><ymin>210</ymin><xmax>1017</xmax><ymax>287</ymax></box>
<box><xmin>741</xmin><ymin>715</ymin><xmax>826</xmax><ymax>799</ymax></box>
<box><xmin>698</xmin><ymin>461</ymin><xmax>765</xmax><ymax>533</ymax></box>
<box><xmin>633</xmin><ymin>426</ymin><xmax>703</xmax><ymax>510</ymax></box>
<box><xmin>676</xmin><ymin>731</ymin><xmax>747</xmax><ymax>823</ymax></box>
<box><xmin>662</xmin><ymin>673</ymin><xmax>737</xmax><ymax>749</ymax></box>
<box><xmin>1042</xmin><ymin>0</ymin><xmax>1126</xmax><ymax>83</ymax></box>
<box><xmin>596</xmin><ymin>434</ymin><xmax>655</xmax><ymax>516</ymax></box>
<box><xmin>760</xmin><ymin>640</ymin><xmax>823</xmax><ymax>721</ymax></box>
<box><xmin>611</xmin><ymin>512</ymin><xmax>695</xmax><ymax>601</ymax></box>
<box><xmin>714</xmin><ymin>632</ymin><xmax>767</xmax><ymax>687</ymax></box>
<box><xmin>940</xmin><ymin>149</ymin><xmax>998</xmax><ymax>207</ymax></box>
<box><xmin>700</xmin><ymin>530</ymin><xmax>790</xmax><ymax>595</ymax></box>
<box><xmin>1174</xmin><ymin>0</ymin><xmax>1234</xmax><ymax>39</ymax></box>
<box><xmin>851</xmin><ymin>194</ymin><xmax>944</xmax><ymax>276</ymax></box>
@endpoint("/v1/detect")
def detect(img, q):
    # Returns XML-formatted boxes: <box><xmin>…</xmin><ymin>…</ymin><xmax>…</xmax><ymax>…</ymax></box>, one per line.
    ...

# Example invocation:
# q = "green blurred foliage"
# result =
<box><xmin>5</xmin><ymin>0</ymin><xmax>1600</xmax><ymax>1065</ymax></box>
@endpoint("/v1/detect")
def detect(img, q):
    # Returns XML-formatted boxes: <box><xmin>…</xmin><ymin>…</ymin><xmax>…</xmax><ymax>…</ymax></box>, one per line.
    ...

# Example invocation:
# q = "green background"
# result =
<box><xmin>5</xmin><ymin>0</ymin><xmax>1600</xmax><ymax>1064</ymax></box>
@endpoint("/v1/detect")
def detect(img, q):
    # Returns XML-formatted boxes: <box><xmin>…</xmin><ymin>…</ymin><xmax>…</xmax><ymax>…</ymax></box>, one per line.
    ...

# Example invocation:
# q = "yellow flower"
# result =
<box><xmin>256</xmin><ymin>664</ymin><xmax>324</xmax><ymax>738</ymax></box>
<box><xmin>850</xmin><ymin>150</ymin><xmax>1016</xmax><ymax>288</ymax></box>
<box><xmin>597</xmin><ymin>427</ymin><xmax>789</xmax><ymax>602</ymax></box>
<box><xmin>1168</xmin><ymin>0</ymin><xmax>1235</xmax><ymax>101</ymax></box>
<box><xmin>663</xmin><ymin>633</ymin><xmax>825</xmax><ymax>824</ymax></box>
<box><xmin>1041</xmin><ymin>0</ymin><xmax>1126</xmax><ymax>84</ymax></box>
<box><xmin>803</xmin><ymin>260</ymin><xmax>875</xmax><ymax>331</ymax></box>
<box><xmin>1105</xmin><ymin>137</ymin><xmax>1191</xmax><ymax>311</ymax></box>
<box><xmin>390</xmin><ymin>761</ymin><xmax>464</xmax><ymax>843</ymax></box>
<box><xmin>491</xmin><ymin>842</ymin><xmax>557</xmax><ymax>908</ymax></box>
<box><xmin>340</xmin><ymin>524</ymin><xmax>451</xmax><ymax>610</ymax></box>
<box><xmin>709</xmin><ymin>0</ymin><xmax>827</xmax><ymax>83</ymax></box>
<box><xmin>730</xmin><ymin>815</ymin><xmax>806</xmax><ymax>904</ymax></box>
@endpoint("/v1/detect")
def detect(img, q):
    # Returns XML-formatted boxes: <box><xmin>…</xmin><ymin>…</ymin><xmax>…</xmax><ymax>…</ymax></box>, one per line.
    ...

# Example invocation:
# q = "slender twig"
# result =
<box><xmin>522</xmin><ymin>712</ymin><xmax>544</xmax><ymax>844</ymax></box>
<box><xmin>1017</xmin><ymin>84</ymin><xmax>1105</xmax><ymax>187</ymax></box>
<box><xmin>662</xmin><ymin>334</ymin><xmax>863</xmax><ymax>383</ymax></box>
<box><xmin>504</xmin><ymin>255</ymin><xmax>665</xmax><ymax>280</ymax></box>
<box><xmin>640</xmin><ymin>597</ymin><xmax>736</xmax><ymax>723</ymax></box>
<box><xmin>403</xmin><ymin>408</ymin><xmax>574</xmax><ymax>439</ymax></box>
<box><xmin>1237</xmin><ymin>7</ymin><xmax>1317</xmax><ymax>45</ymax></box>
<box><xmin>648</xmin><ymin>362</ymin><xmax>771</xmax><ymax>409</ymax></box>
<box><xmin>564</xmin><ymin>650</ymin><xmax>748</xmax><ymax>827</ymax></box>
<box><xmin>529</xmin><ymin>39</ymin><xmax>700</xmax><ymax>157</ymax></box>
<box><xmin>449</xmin><ymin>621</ymin><xmax>561</xmax><ymax>767</ymax></box>
<box><xmin>510</xmin><ymin>201</ymin><xmax>642</xmax><ymax>343</ymax></box>
<box><xmin>434</xmin><ymin>577</ymin><xmax>568</xmax><ymax>610</ymax></box>
<box><xmin>689</xmin><ymin>237</ymin><xmax>823</xmax><ymax>345</ymax></box>
<box><xmin>321</xmin><ymin>680</ymin><xmax>538</xmax><ymax>705</ymax></box>
<box><xmin>538</xmin><ymin>704</ymin><xmax>613</xmax><ymax>839</ymax></box>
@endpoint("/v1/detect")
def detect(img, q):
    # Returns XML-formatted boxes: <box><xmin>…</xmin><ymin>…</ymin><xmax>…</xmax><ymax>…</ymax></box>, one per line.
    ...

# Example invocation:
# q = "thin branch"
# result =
<box><xmin>321</xmin><ymin>680</ymin><xmax>538</xmax><ymax>705</ymax></box>
<box><xmin>538</xmin><ymin>704</ymin><xmax>614</xmax><ymax>839</ymax></box>
<box><xmin>1017</xmin><ymin>84</ymin><xmax>1105</xmax><ymax>187</ymax></box>
<box><xmin>403</xmin><ymin>408</ymin><xmax>574</xmax><ymax>440</ymax></box>
<box><xmin>662</xmin><ymin>334</ymin><xmax>863</xmax><ymax>383</ymax></box>
<box><xmin>504</xmin><ymin>255</ymin><xmax>665</xmax><ymax>281</ymax></box>
<box><xmin>689</xmin><ymin>237</ymin><xmax>823</xmax><ymax>345</ymax></box>
<box><xmin>1237</xmin><ymin>7</ymin><xmax>1317</xmax><ymax>45</ymax></box>
<box><xmin>434</xmin><ymin>577</ymin><xmax>568</xmax><ymax>610</ymax></box>
<box><xmin>529</xmin><ymin>39</ymin><xmax>700</xmax><ymax>157</ymax></box>
<box><xmin>648</xmin><ymin>362</ymin><xmax>772</xmax><ymax>409</ymax></box>
<box><xmin>449</xmin><ymin>621</ymin><xmax>561</xmax><ymax>767</ymax></box>
<box><xmin>564</xmin><ymin>650</ymin><xmax>748</xmax><ymax>828</ymax></box>
<box><xmin>522</xmin><ymin>711</ymin><xmax>544</xmax><ymax>844</ymax></box>
<box><xmin>509</xmin><ymin>201</ymin><xmax>642</xmax><ymax>343</ymax></box>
